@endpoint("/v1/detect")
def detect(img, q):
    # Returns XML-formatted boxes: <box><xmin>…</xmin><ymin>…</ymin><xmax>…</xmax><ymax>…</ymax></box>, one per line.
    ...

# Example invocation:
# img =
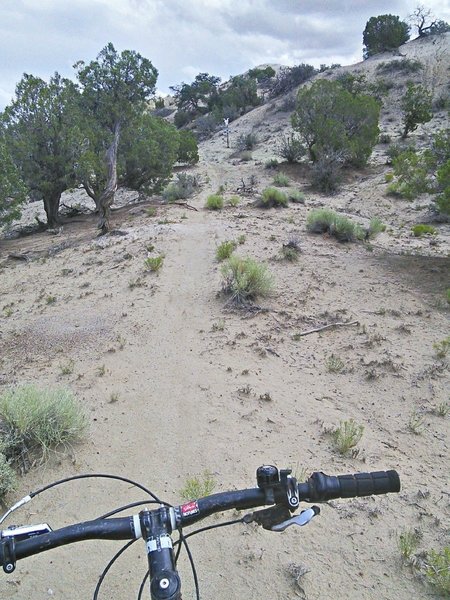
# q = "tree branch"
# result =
<box><xmin>296</xmin><ymin>320</ymin><xmax>359</xmax><ymax>337</ymax></box>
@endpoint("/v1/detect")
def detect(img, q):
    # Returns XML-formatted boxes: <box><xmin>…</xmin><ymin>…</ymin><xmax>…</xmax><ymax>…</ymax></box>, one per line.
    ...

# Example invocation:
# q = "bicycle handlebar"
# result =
<box><xmin>0</xmin><ymin>468</ymin><xmax>400</xmax><ymax>572</ymax></box>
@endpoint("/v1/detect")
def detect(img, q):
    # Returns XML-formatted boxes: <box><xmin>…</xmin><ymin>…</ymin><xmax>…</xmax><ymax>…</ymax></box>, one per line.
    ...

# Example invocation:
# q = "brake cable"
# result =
<box><xmin>178</xmin><ymin>531</ymin><xmax>200</xmax><ymax>600</ymax></box>
<box><xmin>93</xmin><ymin>539</ymin><xmax>137</xmax><ymax>600</ymax></box>
<box><xmin>137</xmin><ymin>571</ymin><xmax>149</xmax><ymax>600</ymax></box>
<box><xmin>174</xmin><ymin>518</ymin><xmax>245</xmax><ymax>546</ymax></box>
<box><xmin>0</xmin><ymin>473</ymin><xmax>162</xmax><ymax>525</ymax></box>
<box><xmin>97</xmin><ymin>500</ymin><xmax>166</xmax><ymax>520</ymax></box>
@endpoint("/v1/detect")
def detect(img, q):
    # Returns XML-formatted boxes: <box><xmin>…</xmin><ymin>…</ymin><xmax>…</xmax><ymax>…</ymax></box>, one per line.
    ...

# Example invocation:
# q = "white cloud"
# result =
<box><xmin>0</xmin><ymin>0</ymin><xmax>448</xmax><ymax>108</ymax></box>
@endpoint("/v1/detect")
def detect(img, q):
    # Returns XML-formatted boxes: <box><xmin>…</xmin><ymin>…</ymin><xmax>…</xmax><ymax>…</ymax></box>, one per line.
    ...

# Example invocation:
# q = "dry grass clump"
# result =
<box><xmin>281</xmin><ymin>236</ymin><xmax>301</xmax><ymax>261</ymax></box>
<box><xmin>0</xmin><ymin>385</ymin><xmax>88</xmax><ymax>475</ymax></box>
<box><xmin>258</xmin><ymin>187</ymin><xmax>288</xmax><ymax>208</ymax></box>
<box><xmin>221</xmin><ymin>256</ymin><xmax>274</xmax><ymax>305</ymax></box>
<box><xmin>307</xmin><ymin>209</ymin><xmax>365</xmax><ymax>242</ymax></box>
<box><xmin>216</xmin><ymin>240</ymin><xmax>237</xmax><ymax>262</ymax></box>
<box><xmin>287</xmin><ymin>189</ymin><xmax>305</xmax><ymax>204</ymax></box>
<box><xmin>272</xmin><ymin>172</ymin><xmax>290</xmax><ymax>187</ymax></box>
<box><xmin>205</xmin><ymin>194</ymin><xmax>224</xmax><ymax>210</ymax></box>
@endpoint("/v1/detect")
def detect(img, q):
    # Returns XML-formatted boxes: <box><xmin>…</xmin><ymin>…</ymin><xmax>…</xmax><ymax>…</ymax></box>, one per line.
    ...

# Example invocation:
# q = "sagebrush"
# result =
<box><xmin>0</xmin><ymin>385</ymin><xmax>87</xmax><ymax>468</ymax></box>
<box><xmin>221</xmin><ymin>256</ymin><xmax>274</xmax><ymax>305</ymax></box>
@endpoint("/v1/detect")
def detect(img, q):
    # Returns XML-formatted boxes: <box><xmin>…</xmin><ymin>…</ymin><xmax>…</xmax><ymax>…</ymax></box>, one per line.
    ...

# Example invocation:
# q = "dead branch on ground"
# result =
<box><xmin>296</xmin><ymin>320</ymin><xmax>359</xmax><ymax>337</ymax></box>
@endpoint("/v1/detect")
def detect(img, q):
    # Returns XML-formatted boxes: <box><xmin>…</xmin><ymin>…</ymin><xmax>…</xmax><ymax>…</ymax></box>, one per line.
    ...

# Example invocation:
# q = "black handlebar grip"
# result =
<box><xmin>305</xmin><ymin>470</ymin><xmax>400</xmax><ymax>501</ymax></box>
<box><xmin>337</xmin><ymin>470</ymin><xmax>400</xmax><ymax>498</ymax></box>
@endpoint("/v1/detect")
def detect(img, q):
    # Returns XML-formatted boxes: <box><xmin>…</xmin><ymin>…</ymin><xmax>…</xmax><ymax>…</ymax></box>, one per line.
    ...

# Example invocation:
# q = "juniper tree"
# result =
<box><xmin>363</xmin><ymin>15</ymin><xmax>410</xmax><ymax>58</ymax></box>
<box><xmin>2</xmin><ymin>73</ymin><xmax>80</xmax><ymax>227</ymax></box>
<box><xmin>75</xmin><ymin>43</ymin><xmax>158</xmax><ymax>233</ymax></box>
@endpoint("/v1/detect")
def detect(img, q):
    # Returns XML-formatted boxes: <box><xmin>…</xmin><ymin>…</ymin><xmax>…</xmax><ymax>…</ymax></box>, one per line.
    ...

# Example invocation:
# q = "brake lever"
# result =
<box><xmin>270</xmin><ymin>506</ymin><xmax>320</xmax><ymax>532</ymax></box>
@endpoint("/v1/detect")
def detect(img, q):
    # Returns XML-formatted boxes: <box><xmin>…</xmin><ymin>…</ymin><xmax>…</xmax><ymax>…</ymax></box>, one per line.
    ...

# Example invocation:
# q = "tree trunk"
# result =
<box><xmin>83</xmin><ymin>182</ymin><xmax>101</xmax><ymax>213</ymax></box>
<box><xmin>43</xmin><ymin>192</ymin><xmax>62</xmax><ymax>228</ymax></box>
<box><xmin>98</xmin><ymin>122</ymin><xmax>121</xmax><ymax>234</ymax></box>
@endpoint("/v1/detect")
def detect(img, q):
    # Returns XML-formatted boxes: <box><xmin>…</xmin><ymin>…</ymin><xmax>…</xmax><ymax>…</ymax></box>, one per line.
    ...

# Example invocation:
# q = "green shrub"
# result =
<box><xmin>326</xmin><ymin>354</ymin><xmax>345</xmax><ymax>373</ymax></box>
<box><xmin>265</xmin><ymin>158</ymin><xmax>279</xmax><ymax>169</ymax></box>
<box><xmin>248</xmin><ymin>66</ymin><xmax>276</xmax><ymax>81</ymax></box>
<box><xmin>386</xmin><ymin>141</ymin><xmax>415</xmax><ymax>164</ymax></box>
<box><xmin>195</xmin><ymin>114</ymin><xmax>218</xmax><ymax>139</ymax></box>
<box><xmin>177</xmin><ymin>130</ymin><xmax>199</xmax><ymax>165</ymax></box>
<box><xmin>227</xmin><ymin>195</ymin><xmax>240</xmax><ymax>207</ymax></box>
<box><xmin>270</xmin><ymin>64</ymin><xmax>317</xmax><ymax>98</ymax></box>
<box><xmin>272</xmin><ymin>173</ymin><xmax>290</xmax><ymax>187</ymax></box>
<box><xmin>179</xmin><ymin>470</ymin><xmax>215</xmax><ymax>502</ymax></box>
<box><xmin>237</xmin><ymin>132</ymin><xmax>258</xmax><ymax>151</ymax></box>
<box><xmin>144</xmin><ymin>255</ymin><xmax>164</xmax><ymax>271</ymax></box>
<box><xmin>412</xmin><ymin>224</ymin><xmax>437</xmax><ymax>237</ymax></box>
<box><xmin>375</xmin><ymin>59</ymin><xmax>422</xmax><ymax>74</ymax></box>
<box><xmin>310</xmin><ymin>152</ymin><xmax>345</xmax><ymax>193</ymax></box>
<box><xmin>292</xmin><ymin>79</ymin><xmax>380</xmax><ymax>171</ymax></box>
<box><xmin>307</xmin><ymin>209</ymin><xmax>363</xmax><ymax>242</ymax></box>
<box><xmin>401</xmin><ymin>83</ymin><xmax>432</xmax><ymax>139</ymax></box>
<box><xmin>287</xmin><ymin>190</ymin><xmax>305</xmax><ymax>204</ymax></box>
<box><xmin>163</xmin><ymin>173</ymin><xmax>199</xmax><ymax>202</ymax></box>
<box><xmin>216</xmin><ymin>240</ymin><xmax>236</xmax><ymax>261</ymax></box>
<box><xmin>281</xmin><ymin>247</ymin><xmax>298</xmax><ymax>261</ymax></box>
<box><xmin>335</xmin><ymin>72</ymin><xmax>368</xmax><ymax>96</ymax></box>
<box><xmin>277</xmin><ymin>133</ymin><xmax>305</xmax><ymax>163</ymax></box>
<box><xmin>332</xmin><ymin>419</ymin><xmax>364</xmax><ymax>455</ymax></box>
<box><xmin>306</xmin><ymin>209</ymin><xmax>336</xmax><ymax>233</ymax></box>
<box><xmin>331</xmin><ymin>215</ymin><xmax>364</xmax><ymax>242</ymax></box>
<box><xmin>368</xmin><ymin>217</ymin><xmax>386</xmax><ymax>237</ymax></box>
<box><xmin>239</xmin><ymin>151</ymin><xmax>253</xmax><ymax>161</ymax></box>
<box><xmin>425</xmin><ymin>547</ymin><xmax>450</xmax><ymax>596</ymax></box>
<box><xmin>205</xmin><ymin>194</ymin><xmax>224</xmax><ymax>210</ymax></box>
<box><xmin>436</xmin><ymin>160</ymin><xmax>450</xmax><ymax>215</ymax></box>
<box><xmin>0</xmin><ymin>385</ymin><xmax>87</xmax><ymax>464</ymax></box>
<box><xmin>387</xmin><ymin>151</ymin><xmax>430</xmax><ymax>199</ymax></box>
<box><xmin>259</xmin><ymin>187</ymin><xmax>288</xmax><ymax>208</ymax></box>
<box><xmin>398</xmin><ymin>529</ymin><xmax>421</xmax><ymax>561</ymax></box>
<box><xmin>221</xmin><ymin>256</ymin><xmax>274</xmax><ymax>305</ymax></box>
<box><xmin>433</xmin><ymin>336</ymin><xmax>450</xmax><ymax>359</ymax></box>
<box><xmin>174</xmin><ymin>110</ymin><xmax>192</xmax><ymax>128</ymax></box>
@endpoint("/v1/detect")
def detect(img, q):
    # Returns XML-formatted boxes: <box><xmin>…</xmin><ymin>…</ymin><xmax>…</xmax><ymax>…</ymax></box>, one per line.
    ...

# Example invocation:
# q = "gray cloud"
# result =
<box><xmin>0</xmin><ymin>0</ymin><xmax>448</xmax><ymax>108</ymax></box>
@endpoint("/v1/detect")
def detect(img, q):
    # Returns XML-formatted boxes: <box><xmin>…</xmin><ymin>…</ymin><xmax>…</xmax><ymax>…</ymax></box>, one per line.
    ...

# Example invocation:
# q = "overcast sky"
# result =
<box><xmin>1</xmin><ymin>0</ymin><xmax>449</xmax><ymax>109</ymax></box>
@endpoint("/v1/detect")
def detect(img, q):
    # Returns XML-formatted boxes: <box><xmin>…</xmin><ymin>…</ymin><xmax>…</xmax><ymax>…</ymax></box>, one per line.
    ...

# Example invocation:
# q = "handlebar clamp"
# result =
<box><xmin>256</xmin><ymin>466</ymin><xmax>299</xmax><ymax>510</ymax></box>
<box><xmin>0</xmin><ymin>536</ymin><xmax>16</xmax><ymax>574</ymax></box>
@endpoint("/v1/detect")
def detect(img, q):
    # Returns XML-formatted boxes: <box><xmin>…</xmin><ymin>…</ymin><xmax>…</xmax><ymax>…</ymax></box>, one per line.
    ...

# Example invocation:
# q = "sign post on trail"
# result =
<box><xmin>223</xmin><ymin>118</ymin><xmax>230</xmax><ymax>148</ymax></box>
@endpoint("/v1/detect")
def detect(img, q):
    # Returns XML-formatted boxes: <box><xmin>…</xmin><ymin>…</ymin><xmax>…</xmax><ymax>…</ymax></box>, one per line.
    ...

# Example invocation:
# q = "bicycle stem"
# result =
<box><xmin>139</xmin><ymin>507</ymin><xmax>182</xmax><ymax>600</ymax></box>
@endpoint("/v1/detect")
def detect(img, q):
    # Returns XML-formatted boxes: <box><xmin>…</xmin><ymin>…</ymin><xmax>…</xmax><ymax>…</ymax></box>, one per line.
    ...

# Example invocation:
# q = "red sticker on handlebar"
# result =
<box><xmin>181</xmin><ymin>500</ymin><xmax>199</xmax><ymax>517</ymax></box>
